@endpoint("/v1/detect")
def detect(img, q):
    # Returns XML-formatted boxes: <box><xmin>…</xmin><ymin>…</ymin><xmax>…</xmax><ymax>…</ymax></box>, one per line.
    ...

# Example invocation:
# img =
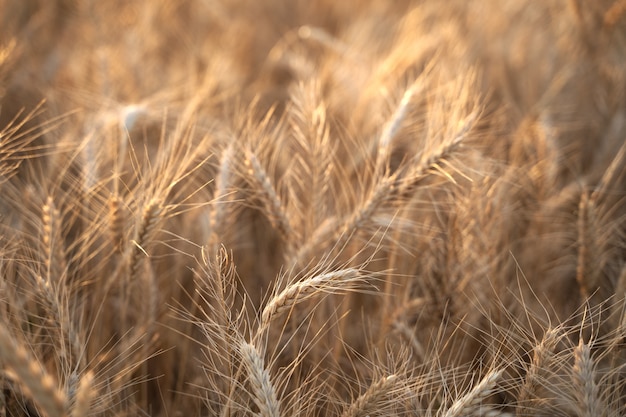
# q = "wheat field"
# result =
<box><xmin>1</xmin><ymin>1</ymin><xmax>625</xmax><ymax>416</ymax></box>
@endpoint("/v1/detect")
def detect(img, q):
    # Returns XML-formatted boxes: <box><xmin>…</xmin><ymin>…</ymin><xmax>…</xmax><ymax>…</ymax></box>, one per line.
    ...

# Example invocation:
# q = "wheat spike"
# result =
<box><xmin>109</xmin><ymin>193</ymin><xmax>126</xmax><ymax>254</ymax></box>
<box><xmin>245</xmin><ymin>151</ymin><xmax>293</xmax><ymax>240</ymax></box>
<box><xmin>442</xmin><ymin>369</ymin><xmax>503</xmax><ymax>417</ymax></box>
<box><xmin>128</xmin><ymin>197</ymin><xmax>163</xmax><ymax>282</ymax></box>
<box><xmin>341</xmin><ymin>374</ymin><xmax>398</xmax><ymax>417</ymax></box>
<box><xmin>576</xmin><ymin>190</ymin><xmax>600</xmax><ymax>302</ymax></box>
<box><xmin>0</xmin><ymin>325</ymin><xmax>67</xmax><ymax>417</ymax></box>
<box><xmin>240</xmin><ymin>341</ymin><xmax>281</xmax><ymax>417</ymax></box>
<box><xmin>70</xmin><ymin>371</ymin><xmax>94</xmax><ymax>417</ymax></box>
<box><xmin>517</xmin><ymin>328</ymin><xmax>560</xmax><ymax>414</ymax></box>
<box><xmin>41</xmin><ymin>195</ymin><xmax>66</xmax><ymax>284</ymax></box>
<box><xmin>571</xmin><ymin>339</ymin><xmax>602</xmax><ymax>417</ymax></box>
<box><xmin>258</xmin><ymin>268</ymin><xmax>362</xmax><ymax>335</ymax></box>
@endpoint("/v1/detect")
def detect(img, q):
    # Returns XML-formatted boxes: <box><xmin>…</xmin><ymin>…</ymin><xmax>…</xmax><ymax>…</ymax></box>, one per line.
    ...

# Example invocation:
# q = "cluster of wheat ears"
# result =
<box><xmin>1</xmin><ymin>0</ymin><xmax>626</xmax><ymax>416</ymax></box>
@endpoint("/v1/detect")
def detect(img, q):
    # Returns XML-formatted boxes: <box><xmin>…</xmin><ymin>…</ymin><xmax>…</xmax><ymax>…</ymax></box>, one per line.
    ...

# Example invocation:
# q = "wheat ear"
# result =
<box><xmin>209</xmin><ymin>142</ymin><xmax>236</xmax><ymax>248</ymax></box>
<box><xmin>109</xmin><ymin>193</ymin><xmax>126</xmax><ymax>254</ymax></box>
<box><xmin>240</xmin><ymin>341</ymin><xmax>281</xmax><ymax>417</ymax></box>
<box><xmin>0</xmin><ymin>325</ymin><xmax>67</xmax><ymax>417</ymax></box>
<box><xmin>576</xmin><ymin>190</ymin><xmax>600</xmax><ymax>302</ymax></box>
<box><xmin>571</xmin><ymin>339</ymin><xmax>602</xmax><ymax>417</ymax></box>
<box><xmin>291</xmin><ymin>110</ymin><xmax>473</xmax><ymax>268</ymax></box>
<box><xmin>341</xmin><ymin>374</ymin><xmax>398</xmax><ymax>417</ymax></box>
<box><xmin>32</xmin><ymin>273</ymin><xmax>83</xmax><ymax>370</ymax></box>
<box><xmin>70</xmin><ymin>371</ymin><xmax>94</xmax><ymax>417</ymax></box>
<box><xmin>257</xmin><ymin>268</ymin><xmax>362</xmax><ymax>340</ymax></box>
<box><xmin>244</xmin><ymin>151</ymin><xmax>293</xmax><ymax>240</ymax></box>
<box><xmin>441</xmin><ymin>369</ymin><xmax>503</xmax><ymax>417</ymax></box>
<box><xmin>375</xmin><ymin>80</ymin><xmax>423</xmax><ymax>173</ymax></box>
<box><xmin>517</xmin><ymin>328</ymin><xmax>560</xmax><ymax>415</ymax></box>
<box><xmin>41</xmin><ymin>196</ymin><xmax>67</xmax><ymax>283</ymax></box>
<box><xmin>128</xmin><ymin>197</ymin><xmax>163</xmax><ymax>282</ymax></box>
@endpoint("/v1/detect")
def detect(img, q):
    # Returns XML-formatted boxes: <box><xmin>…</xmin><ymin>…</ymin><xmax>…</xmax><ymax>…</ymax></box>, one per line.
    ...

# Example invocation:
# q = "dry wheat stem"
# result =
<box><xmin>240</xmin><ymin>341</ymin><xmax>282</xmax><ymax>417</ymax></box>
<box><xmin>0</xmin><ymin>325</ymin><xmax>68</xmax><ymax>417</ymax></box>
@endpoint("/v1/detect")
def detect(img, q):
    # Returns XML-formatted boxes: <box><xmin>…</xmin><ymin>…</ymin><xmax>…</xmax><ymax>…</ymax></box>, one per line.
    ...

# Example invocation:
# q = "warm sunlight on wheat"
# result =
<box><xmin>1</xmin><ymin>1</ymin><xmax>625</xmax><ymax>416</ymax></box>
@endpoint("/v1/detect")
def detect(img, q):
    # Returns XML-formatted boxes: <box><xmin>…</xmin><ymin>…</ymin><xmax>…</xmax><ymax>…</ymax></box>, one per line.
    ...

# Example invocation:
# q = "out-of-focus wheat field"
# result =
<box><xmin>1</xmin><ymin>1</ymin><xmax>625</xmax><ymax>416</ymax></box>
